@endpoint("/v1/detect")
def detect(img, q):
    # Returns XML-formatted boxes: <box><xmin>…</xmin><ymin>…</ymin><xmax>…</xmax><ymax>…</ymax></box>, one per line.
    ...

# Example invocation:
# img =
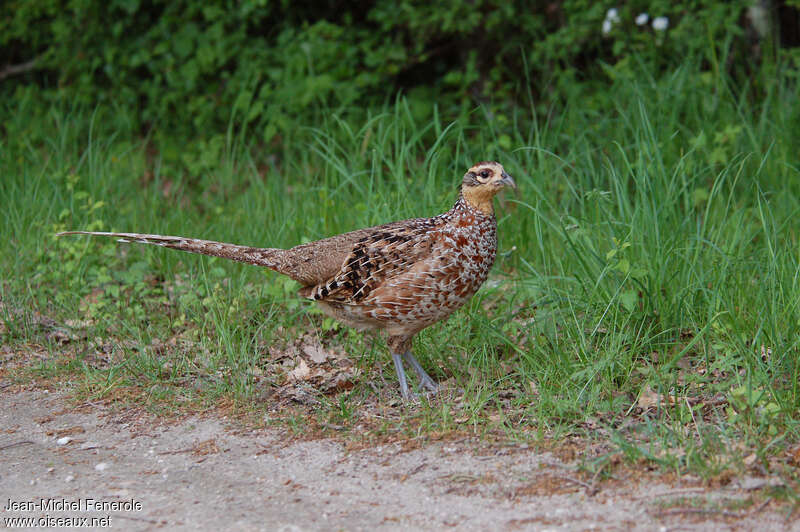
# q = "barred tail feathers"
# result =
<box><xmin>56</xmin><ymin>231</ymin><xmax>283</xmax><ymax>270</ymax></box>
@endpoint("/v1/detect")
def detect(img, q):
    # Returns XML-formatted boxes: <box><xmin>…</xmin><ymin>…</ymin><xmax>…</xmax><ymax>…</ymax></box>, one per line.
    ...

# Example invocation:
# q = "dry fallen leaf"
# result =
<box><xmin>288</xmin><ymin>358</ymin><xmax>311</xmax><ymax>382</ymax></box>
<box><xmin>64</xmin><ymin>319</ymin><xmax>93</xmax><ymax>328</ymax></box>
<box><xmin>192</xmin><ymin>439</ymin><xmax>220</xmax><ymax>456</ymax></box>
<box><xmin>302</xmin><ymin>343</ymin><xmax>329</xmax><ymax>364</ymax></box>
<box><xmin>637</xmin><ymin>385</ymin><xmax>661</xmax><ymax>410</ymax></box>
<box><xmin>788</xmin><ymin>445</ymin><xmax>800</xmax><ymax>466</ymax></box>
<box><xmin>321</xmin><ymin>372</ymin><xmax>356</xmax><ymax>393</ymax></box>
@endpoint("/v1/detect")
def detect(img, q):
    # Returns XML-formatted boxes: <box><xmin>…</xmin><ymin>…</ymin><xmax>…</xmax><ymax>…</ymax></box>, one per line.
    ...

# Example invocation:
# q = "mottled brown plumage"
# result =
<box><xmin>58</xmin><ymin>162</ymin><xmax>516</xmax><ymax>400</ymax></box>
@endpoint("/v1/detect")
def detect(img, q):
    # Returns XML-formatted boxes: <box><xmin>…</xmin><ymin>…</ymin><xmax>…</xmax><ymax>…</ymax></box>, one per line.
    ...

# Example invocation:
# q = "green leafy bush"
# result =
<box><xmin>0</xmin><ymin>0</ymin><xmax>778</xmax><ymax>144</ymax></box>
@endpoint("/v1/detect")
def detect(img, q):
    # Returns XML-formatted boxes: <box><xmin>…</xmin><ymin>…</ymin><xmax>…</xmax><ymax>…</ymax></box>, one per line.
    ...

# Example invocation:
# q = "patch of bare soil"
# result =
<box><xmin>0</xmin><ymin>389</ymin><xmax>793</xmax><ymax>531</ymax></box>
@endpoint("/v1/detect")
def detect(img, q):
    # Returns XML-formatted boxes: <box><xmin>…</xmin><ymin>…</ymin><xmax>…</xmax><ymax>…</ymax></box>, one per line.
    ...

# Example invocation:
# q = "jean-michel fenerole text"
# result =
<box><xmin>4</xmin><ymin>498</ymin><xmax>142</xmax><ymax>512</ymax></box>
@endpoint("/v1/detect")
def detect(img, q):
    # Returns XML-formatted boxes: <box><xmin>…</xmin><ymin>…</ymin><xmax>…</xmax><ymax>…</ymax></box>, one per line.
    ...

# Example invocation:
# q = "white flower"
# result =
<box><xmin>606</xmin><ymin>8</ymin><xmax>620</xmax><ymax>23</ymax></box>
<box><xmin>652</xmin><ymin>16</ymin><xmax>669</xmax><ymax>31</ymax></box>
<box><xmin>602</xmin><ymin>18</ymin><xmax>613</xmax><ymax>35</ymax></box>
<box><xmin>635</xmin><ymin>13</ymin><xmax>649</xmax><ymax>26</ymax></box>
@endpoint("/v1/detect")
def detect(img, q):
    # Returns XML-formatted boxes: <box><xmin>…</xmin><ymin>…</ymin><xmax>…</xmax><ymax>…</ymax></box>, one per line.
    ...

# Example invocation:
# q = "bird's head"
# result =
<box><xmin>460</xmin><ymin>161</ymin><xmax>516</xmax><ymax>215</ymax></box>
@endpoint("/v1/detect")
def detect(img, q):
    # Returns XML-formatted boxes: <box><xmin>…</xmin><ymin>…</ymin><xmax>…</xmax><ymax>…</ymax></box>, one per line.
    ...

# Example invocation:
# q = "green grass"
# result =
<box><xmin>2</xmin><ymin>59</ymin><xmax>799</xmax><ymax>483</ymax></box>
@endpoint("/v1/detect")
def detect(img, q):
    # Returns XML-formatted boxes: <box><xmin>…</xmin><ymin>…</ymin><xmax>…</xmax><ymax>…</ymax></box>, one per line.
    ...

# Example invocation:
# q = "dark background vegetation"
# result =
<box><xmin>3</xmin><ymin>0</ymin><xmax>799</xmax><ymax>147</ymax></box>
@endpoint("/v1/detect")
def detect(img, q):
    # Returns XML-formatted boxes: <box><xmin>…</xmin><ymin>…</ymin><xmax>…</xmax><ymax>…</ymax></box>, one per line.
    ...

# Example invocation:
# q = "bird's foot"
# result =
<box><xmin>391</xmin><ymin>352</ymin><xmax>413</xmax><ymax>401</ymax></box>
<box><xmin>391</xmin><ymin>351</ymin><xmax>441</xmax><ymax>401</ymax></box>
<box><xmin>402</xmin><ymin>351</ymin><xmax>440</xmax><ymax>394</ymax></box>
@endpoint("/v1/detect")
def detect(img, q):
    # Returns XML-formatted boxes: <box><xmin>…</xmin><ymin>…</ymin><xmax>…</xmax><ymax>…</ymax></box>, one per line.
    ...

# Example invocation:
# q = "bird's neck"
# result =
<box><xmin>458</xmin><ymin>186</ymin><xmax>495</xmax><ymax>216</ymax></box>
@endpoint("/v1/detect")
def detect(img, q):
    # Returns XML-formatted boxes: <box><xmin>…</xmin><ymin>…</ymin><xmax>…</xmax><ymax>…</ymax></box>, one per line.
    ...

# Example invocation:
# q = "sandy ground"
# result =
<box><xmin>0</xmin><ymin>389</ymin><xmax>795</xmax><ymax>531</ymax></box>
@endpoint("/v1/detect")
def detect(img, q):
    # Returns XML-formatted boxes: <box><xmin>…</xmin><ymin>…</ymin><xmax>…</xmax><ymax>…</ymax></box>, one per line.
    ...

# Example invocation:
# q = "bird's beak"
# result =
<box><xmin>498</xmin><ymin>171</ymin><xmax>517</xmax><ymax>190</ymax></box>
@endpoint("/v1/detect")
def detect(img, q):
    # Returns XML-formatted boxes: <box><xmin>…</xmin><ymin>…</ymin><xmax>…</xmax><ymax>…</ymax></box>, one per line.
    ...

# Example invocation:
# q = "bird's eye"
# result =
<box><xmin>479</xmin><ymin>170</ymin><xmax>490</xmax><ymax>178</ymax></box>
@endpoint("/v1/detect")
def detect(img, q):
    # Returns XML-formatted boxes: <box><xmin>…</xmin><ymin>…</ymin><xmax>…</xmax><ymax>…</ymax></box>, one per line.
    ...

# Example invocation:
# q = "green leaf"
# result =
<box><xmin>619</xmin><ymin>290</ymin><xmax>637</xmax><ymax>312</ymax></box>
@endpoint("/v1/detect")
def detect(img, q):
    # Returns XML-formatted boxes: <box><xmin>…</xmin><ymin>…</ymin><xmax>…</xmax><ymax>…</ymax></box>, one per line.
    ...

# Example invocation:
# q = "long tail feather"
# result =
<box><xmin>57</xmin><ymin>231</ymin><xmax>281</xmax><ymax>268</ymax></box>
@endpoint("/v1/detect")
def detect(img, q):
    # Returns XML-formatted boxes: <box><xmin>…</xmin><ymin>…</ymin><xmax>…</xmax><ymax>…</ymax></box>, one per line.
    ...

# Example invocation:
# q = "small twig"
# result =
<box><xmin>0</xmin><ymin>440</ymin><xmax>35</xmax><ymax>451</ymax></box>
<box><xmin>590</xmin><ymin>467</ymin><xmax>604</xmax><ymax>485</ymax></box>
<box><xmin>686</xmin><ymin>396</ymin><xmax>703</xmax><ymax>444</ymax></box>
<box><xmin>158</xmin><ymin>447</ymin><xmax>195</xmax><ymax>455</ymax></box>
<box><xmin>784</xmin><ymin>503</ymin><xmax>797</xmax><ymax>523</ymax></box>
<box><xmin>654</xmin><ymin>508</ymin><xmax>744</xmax><ymax>518</ymax></box>
<box><xmin>752</xmin><ymin>497</ymin><xmax>772</xmax><ymax>515</ymax></box>
<box><xmin>366</xmin><ymin>380</ymin><xmax>381</xmax><ymax>397</ymax></box>
<box><xmin>110</xmin><ymin>514</ymin><xmax>161</xmax><ymax>525</ymax></box>
<box><xmin>585</xmin><ymin>461</ymin><xmax>609</xmax><ymax>496</ymax></box>
<box><xmin>0</xmin><ymin>58</ymin><xmax>39</xmax><ymax>80</ymax></box>
<box><xmin>554</xmin><ymin>474</ymin><xmax>593</xmax><ymax>492</ymax></box>
<box><xmin>375</xmin><ymin>360</ymin><xmax>389</xmax><ymax>389</ymax></box>
<box><xmin>408</xmin><ymin>461</ymin><xmax>427</xmax><ymax>476</ymax></box>
<box><xmin>633</xmin><ymin>487</ymin><xmax>709</xmax><ymax>500</ymax></box>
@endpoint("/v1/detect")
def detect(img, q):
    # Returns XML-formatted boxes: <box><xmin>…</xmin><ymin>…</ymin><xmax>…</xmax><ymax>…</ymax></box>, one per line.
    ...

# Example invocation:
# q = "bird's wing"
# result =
<box><xmin>303</xmin><ymin>218</ymin><xmax>441</xmax><ymax>304</ymax></box>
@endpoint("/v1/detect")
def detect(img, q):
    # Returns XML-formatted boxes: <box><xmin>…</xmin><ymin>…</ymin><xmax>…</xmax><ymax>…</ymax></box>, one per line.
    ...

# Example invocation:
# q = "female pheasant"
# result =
<box><xmin>58</xmin><ymin>162</ymin><xmax>516</xmax><ymax>400</ymax></box>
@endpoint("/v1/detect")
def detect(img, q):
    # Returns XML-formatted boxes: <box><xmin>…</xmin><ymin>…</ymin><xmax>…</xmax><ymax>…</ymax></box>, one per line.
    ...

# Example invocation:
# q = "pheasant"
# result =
<box><xmin>58</xmin><ymin>162</ymin><xmax>516</xmax><ymax>400</ymax></box>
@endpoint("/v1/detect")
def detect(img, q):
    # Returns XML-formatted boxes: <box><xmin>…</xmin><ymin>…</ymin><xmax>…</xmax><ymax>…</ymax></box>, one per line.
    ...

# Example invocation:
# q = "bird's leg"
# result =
<box><xmin>402</xmin><ymin>351</ymin><xmax>439</xmax><ymax>393</ymax></box>
<box><xmin>391</xmin><ymin>352</ymin><xmax>412</xmax><ymax>400</ymax></box>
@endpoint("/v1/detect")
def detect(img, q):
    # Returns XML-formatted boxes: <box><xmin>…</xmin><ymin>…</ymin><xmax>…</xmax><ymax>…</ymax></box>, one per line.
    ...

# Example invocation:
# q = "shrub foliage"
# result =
<box><xmin>2</xmin><ymin>0</ymin><xmax>775</xmax><ymax>139</ymax></box>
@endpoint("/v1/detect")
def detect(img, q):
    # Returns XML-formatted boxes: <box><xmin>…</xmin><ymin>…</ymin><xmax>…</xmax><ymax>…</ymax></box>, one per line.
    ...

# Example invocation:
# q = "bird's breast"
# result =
<box><xmin>438</xmin><ymin>215</ymin><xmax>498</xmax><ymax>289</ymax></box>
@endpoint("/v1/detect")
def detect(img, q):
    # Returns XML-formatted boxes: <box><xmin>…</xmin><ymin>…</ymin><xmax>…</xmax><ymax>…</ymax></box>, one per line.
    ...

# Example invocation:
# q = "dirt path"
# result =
<box><xmin>0</xmin><ymin>389</ymin><xmax>793</xmax><ymax>531</ymax></box>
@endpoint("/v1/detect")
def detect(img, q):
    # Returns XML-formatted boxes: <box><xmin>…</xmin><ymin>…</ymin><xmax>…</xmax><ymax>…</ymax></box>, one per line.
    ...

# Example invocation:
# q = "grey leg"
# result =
<box><xmin>402</xmin><ymin>351</ymin><xmax>439</xmax><ymax>393</ymax></box>
<box><xmin>392</xmin><ymin>352</ymin><xmax>412</xmax><ymax>400</ymax></box>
